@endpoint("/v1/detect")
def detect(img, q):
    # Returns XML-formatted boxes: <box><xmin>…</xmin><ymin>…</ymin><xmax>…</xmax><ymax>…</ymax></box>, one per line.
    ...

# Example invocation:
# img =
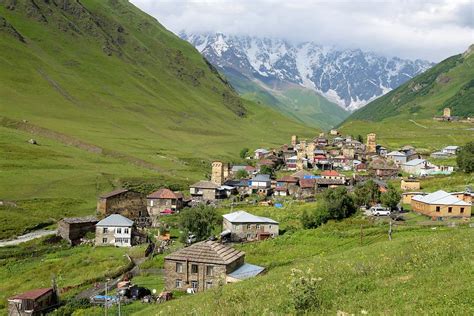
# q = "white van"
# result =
<box><xmin>370</xmin><ymin>206</ymin><xmax>391</xmax><ymax>216</ymax></box>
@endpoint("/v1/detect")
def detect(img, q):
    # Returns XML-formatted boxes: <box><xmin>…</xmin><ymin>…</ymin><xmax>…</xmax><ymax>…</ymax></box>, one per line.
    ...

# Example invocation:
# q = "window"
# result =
<box><xmin>150</xmin><ymin>200</ymin><xmax>154</xmax><ymax>207</ymax></box>
<box><xmin>123</xmin><ymin>238</ymin><xmax>129</xmax><ymax>243</ymax></box>
<box><xmin>256</xmin><ymin>224</ymin><xmax>261</xmax><ymax>229</ymax></box>
<box><xmin>175</xmin><ymin>279</ymin><xmax>183</xmax><ymax>288</ymax></box>
<box><xmin>191</xmin><ymin>281</ymin><xmax>199</xmax><ymax>289</ymax></box>
<box><xmin>269</xmin><ymin>225</ymin><xmax>272</xmax><ymax>229</ymax></box>
<box><xmin>124</xmin><ymin>228</ymin><xmax>129</xmax><ymax>234</ymax></box>
<box><xmin>116</xmin><ymin>238</ymin><xmax>122</xmax><ymax>243</ymax></box>
<box><xmin>460</xmin><ymin>208</ymin><xmax>464</xmax><ymax>214</ymax></box>
<box><xmin>247</xmin><ymin>224</ymin><xmax>251</xmax><ymax>229</ymax></box>
<box><xmin>191</xmin><ymin>264</ymin><xmax>198</xmax><ymax>274</ymax></box>
<box><xmin>206</xmin><ymin>281</ymin><xmax>213</xmax><ymax>289</ymax></box>
<box><xmin>116</xmin><ymin>228</ymin><xmax>121</xmax><ymax>234</ymax></box>
<box><xmin>448</xmin><ymin>207</ymin><xmax>452</xmax><ymax>213</ymax></box>
<box><xmin>102</xmin><ymin>238</ymin><xmax>107</xmax><ymax>243</ymax></box>
<box><xmin>247</xmin><ymin>233</ymin><xmax>252</xmax><ymax>239</ymax></box>
<box><xmin>206</xmin><ymin>266</ymin><xmax>214</xmax><ymax>276</ymax></box>
<box><xmin>436</xmin><ymin>206</ymin><xmax>440</xmax><ymax>212</ymax></box>
<box><xmin>103</xmin><ymin>227</ymin><xmax>108</xmax><ymax>233</ymax></box>
<box><xmin>176</xmin><ymin>262</ymin><xmax>183</xmax><ymax>273</ymax></box>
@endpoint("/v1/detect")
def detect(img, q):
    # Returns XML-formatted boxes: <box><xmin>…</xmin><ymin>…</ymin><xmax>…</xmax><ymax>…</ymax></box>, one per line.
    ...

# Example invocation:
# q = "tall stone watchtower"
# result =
<box><xmin>443</xmin><ymin>107</ymin><xmax>451</xmax><ymax>118</ymax></box>
<box><xmin>211</xmin><ymin>161</ymin><xmax>225</xmax><ymax>185</ymax></box>
<box><xmin>366</xmin><ymin>133</ymin><xmax>376</xmax><ymax>153</ymax></box>
<box><xmin>291</xmin><ymin>135</ymin><xmax>298</xmax><ymax>147</ymax></box>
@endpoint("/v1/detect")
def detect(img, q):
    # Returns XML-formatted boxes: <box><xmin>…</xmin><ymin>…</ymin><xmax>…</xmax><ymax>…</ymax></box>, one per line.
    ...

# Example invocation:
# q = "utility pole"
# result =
<box><xmin>360</xmin><ymin>224</ymin><xmax>363</xmax><ymax>245</ymax></box>
<box><xmin>388</xmin><ymin>220</ymin><xmax>393</xmax><ymax>241</ymax></box>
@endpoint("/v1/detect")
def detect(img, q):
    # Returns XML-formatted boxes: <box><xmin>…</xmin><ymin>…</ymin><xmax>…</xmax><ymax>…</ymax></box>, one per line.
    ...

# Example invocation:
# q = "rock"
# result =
<box><xmin>28</xmin><ymin>139</ymin><xmax>38</xmax><ymax>145</ymax></box>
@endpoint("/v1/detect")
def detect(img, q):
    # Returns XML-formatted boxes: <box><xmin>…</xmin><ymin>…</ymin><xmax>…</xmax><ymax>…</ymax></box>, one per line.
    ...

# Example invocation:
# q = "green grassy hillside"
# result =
<box><xmin>223</xmin><ymin>69</ymin><xmax>349</xmax><ymax>130</ymax></box>
<box><xmin>340</xmin><ymin>47</ymin><xmax>474</xmax><ymax>149</ymax></box>
<box><xmin>0</xmin><ymin>0</ymin><xmax>314</xmax><ymax>237</ymax></box>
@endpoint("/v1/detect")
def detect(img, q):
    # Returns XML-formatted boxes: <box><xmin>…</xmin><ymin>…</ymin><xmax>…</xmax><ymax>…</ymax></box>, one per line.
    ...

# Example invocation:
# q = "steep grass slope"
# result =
<box><xmin>0</xmin><ymin>0</ymin><xmax>314</xmax><ymax>237</ymax></box>
<box><xmin>340</xmin><ymin>47</ymin><xmax>474</xmax><ymax>149</ymax></box>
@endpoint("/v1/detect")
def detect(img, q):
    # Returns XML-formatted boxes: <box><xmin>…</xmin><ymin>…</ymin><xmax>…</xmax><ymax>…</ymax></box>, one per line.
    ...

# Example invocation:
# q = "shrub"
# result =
<box><xmin>288</xmin><ymin>268</ymin><xmax>323</xmax><ymax>313</ymax></box>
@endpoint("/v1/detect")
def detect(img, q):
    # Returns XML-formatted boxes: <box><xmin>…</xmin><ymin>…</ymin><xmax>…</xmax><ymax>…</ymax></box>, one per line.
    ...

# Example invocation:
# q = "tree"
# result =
<box><xmin>353</xmin><ymin>180</ymin><xmax>381</xmax><ymax>207</ymax></box>
<box><xmin>324</xmin><ymin>187</ymin><xmax>357</xmax><ymax>220</ymax></box>
<box><xmin>179</xmin><ymin>205</ymin><xmax>219</xmax><ymax>241</ymax></box>
<box><xmin>239</xmin><ymin>147</ymin><xmax>250</xmax><ymax>159</ymax></box>
<box><xmin>259</xmin><ymin>165</ymin><xmax>274</xmax><ymax>176</ymax></box>
<box><xmin>357</xmin><ymin>134</ymin><xmax>364</xmax><ymax>143</ymax></box>
<box><xmin>381</xmin><ymin>184</ymin><xmax>401</xmax><ymax>210</ymax></box>
<box><xmin>235</xmin><ymin>169</ymin><xmax>249</xmax><ymax>179</ymax></box>
<box><xmin>457</xmin><ymin>141</ymin><xmax>474</xmax><ymax>173</ymax></box>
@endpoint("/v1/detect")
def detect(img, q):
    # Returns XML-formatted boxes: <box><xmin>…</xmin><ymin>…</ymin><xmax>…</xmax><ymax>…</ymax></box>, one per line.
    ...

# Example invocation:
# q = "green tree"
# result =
<box><xmin>235</xmin><ymin>169</ymin><xmax>249</xmax><ymax>179</ymax></box>
<box><xmin>381</xmin><ymin>184</ymin><xmax>401</xmax><ymax>210</ymax></box>
<box><xmin>324</xmin><ymin>187</ymin><xmax>357</xmax><ymax>220</ymax></box>
<box><xmin>457</xmin><ymin>141</ymin><xmax>474</xmax><ymax>173</ymax></box>
<box><xmin>259</xmin><ymin>165</ymin><xmax>274</xmax><ymax>176</ymax></box>
<box><xmin>353</xmin><ymin>179</ymin><xmax>381</xmax><ymax>207</ymax></box>
<box><xmin>357</xmin><ymin>134</ymin><xmax>364</xmax><ymax>143</ymax></box>
<box><xmin>179</xmin><ymin>205</ymin><xmax>219</xmax><ymax>241</ymax></box>
<box><xmin>239</xmin><ymin>147</ymin><xmax>250</xmax><ymax>159</ymax></box>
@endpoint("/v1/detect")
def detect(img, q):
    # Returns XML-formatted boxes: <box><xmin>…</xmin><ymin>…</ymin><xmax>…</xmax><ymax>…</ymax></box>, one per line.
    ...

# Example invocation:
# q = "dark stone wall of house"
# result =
<box><xmin>97</xmin><ymin>191</ymin><xmax>146</xmax><ymax>219</ymax></box>
<box><xmin>58</xmin><ymin>221</ymin><xmax>97</xmax><ymax>244</ymax></box>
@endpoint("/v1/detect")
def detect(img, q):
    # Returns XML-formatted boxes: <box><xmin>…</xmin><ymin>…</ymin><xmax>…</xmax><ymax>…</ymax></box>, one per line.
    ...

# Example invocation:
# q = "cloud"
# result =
<box><xmin>130</xmin><ymin>0</ymin><xmax>474</xmax><ymax>61</ymax></box>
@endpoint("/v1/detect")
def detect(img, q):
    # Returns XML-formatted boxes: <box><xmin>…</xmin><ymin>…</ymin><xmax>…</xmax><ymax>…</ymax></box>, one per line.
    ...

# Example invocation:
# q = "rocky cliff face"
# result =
<box><xmin>182</xmin><ymin>32</ymin><xmax>434</xmax><ymax>110</ymax></box>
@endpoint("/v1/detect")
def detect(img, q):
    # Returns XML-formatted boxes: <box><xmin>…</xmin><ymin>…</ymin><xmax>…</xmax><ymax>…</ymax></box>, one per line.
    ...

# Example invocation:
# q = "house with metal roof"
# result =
<box><xmin>442</xmin><ymin>146</ymin><xmax>459</xmax><ymax>155</ymax></box>
<box><xmin>250</xmin><ymin>174</ymin><xmax>272</xmax><ymax>196</ymax></box>
<box><xmin>387</xmin><ymin>151</ymin><xmax>408</xmax><ymax>164</ymax></box>
<box><xmin>8</xmin><ymin>288</ymin><xmax>59</xmax><ymax>316</ymax></box>
<box><xmin>164</xmin><ymin>240</ymin><xmax>264</xmax><ymax>292</ymax></box>
<box><xmin>189</xmin><ymin>180</ymin><xmax>226</xmax><ymax>201</ymax></box>
<box><xmin>146</xmin><ymin>188</ymin><xmax>184</xmax><ymax>217</ymax></box>
<box><xmin>95</xmin><ymin>214</ymin><xmax>134</xmax><ymax>247</ymax></box>
<box><xmin>401</xmin><ymin>159</ymin><xmax>437</xmax><ymax>176</ymax></box>
<box><xmin>222</xmin><ymin>210</ymin><xmax>279</xmax><ymax>242</ymax></box>
<box><xmin>411</xmin><ymin>190</ymin><xmax>471</xmax><ymax>218</ymax></box>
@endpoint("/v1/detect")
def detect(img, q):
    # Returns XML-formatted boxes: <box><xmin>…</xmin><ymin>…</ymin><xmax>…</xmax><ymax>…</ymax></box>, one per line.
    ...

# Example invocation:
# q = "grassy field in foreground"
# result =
<box><xmin>0</xmin><ymin>238</ymin><xmax>131</xmax><ymax>314</ymax></box>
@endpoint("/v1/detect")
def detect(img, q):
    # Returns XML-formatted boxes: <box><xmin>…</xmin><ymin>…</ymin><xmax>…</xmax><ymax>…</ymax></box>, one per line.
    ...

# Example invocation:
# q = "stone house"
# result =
<box><xmin>254</xmin><ymin>148</ymin><xmax>270</xmax><ymax>159</ymax></box>
<box><xmin>95</xmin><ymin>214</ymin><xmax>134</xmax><ymax>247</ymax></box>
<box><xmin>442</xmin><ymin>146</ymin><xmax>459</xmax><ymax>155</ymax></box>
<box><xmin>411</xmin><ymin>190</ymin><xmax>471</xmax><ymax>218</ymax></box>
<box><xmin>250</xmin><ymin>174</ymin><xmax>272</xmax><ymax>196</ymax></box>
<box><xmin>222</xmin><ymin>210</ymin><xmax>279</xmax><ymax>241</ymax></box>
<box><xmin>146</xmin><ymin>188</ymin><xmax>184</xmax><ymax>217</ymax></box>
<box><xmin>369</xmin><ymin>159</ymin><xmax>399</xmax><ymax>178</ymax></box>
<box><xmin>386</xmin><ymin>151</ymin><xmax>408</xmax><ymax>165</ymax></box>
<box><xmin>189</xmin><ymin>181</ymin><xmax>225</xmax><ymax>201</ymax></box>
<box><xmin>97</xmin><ymin>189</ymin><xmax>146</xmax><ymax>220</ymax></box>
<box><xmin>57</xmin><ymin>216</ymin><xmax>98</xmax><ymax>245</ymax></box>
<box><xmin>164</xmin><ymin>241</ymin><xmax>264</xmax><ymax>292</ymax></box>
<box><xmin>321</xmin><ymin>170</ymin><xmax>345</xmax><ymax>181</ymax></box>
<box><xmin>298</xmin><ymin>178</ymin><xmax>316</xmax><ymax>197</ymax></box>
<box><xmin>274</xmin><ymin>176</ymin><xmax>299</xmax><ymax>196</ymax></box>
<box><xmin>8</xmin><ymin>288</ymin><xmax>58</xmax><ymax>316</ymax></box>
<box><xmin>401</xmin><ymin>159</ymin><xmax>436</xmax><ymax>176</ymax></box>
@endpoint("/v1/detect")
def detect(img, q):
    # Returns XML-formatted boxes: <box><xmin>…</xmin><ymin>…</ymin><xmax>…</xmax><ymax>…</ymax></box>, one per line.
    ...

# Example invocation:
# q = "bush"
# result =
<box><xmin>178</xmin><ymin>205</ymin><xmax>219</xmax><ymax>241</ymax></box>
<box><xmin>457</xmin><ymin>141</ymin><xmax>474</xmax><ymax>173</ymax></box>
<box><xmin>288</xmin><ymin>268</ymin><xmax>323</xmax><ymax>313</ymax></box>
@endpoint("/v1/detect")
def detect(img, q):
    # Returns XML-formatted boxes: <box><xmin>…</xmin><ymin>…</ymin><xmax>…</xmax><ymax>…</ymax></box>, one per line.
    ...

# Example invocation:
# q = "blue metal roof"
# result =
<box><xmin>228</xmin><ymin>263</ymin><xmax>265</xmax><ymax>280</ymax></box>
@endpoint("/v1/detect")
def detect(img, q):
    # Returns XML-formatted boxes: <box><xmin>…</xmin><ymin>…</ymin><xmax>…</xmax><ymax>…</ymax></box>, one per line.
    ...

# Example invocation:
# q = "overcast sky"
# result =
<box><xmin>130</xmin><ymin>0</ymin><xmax>473</xmax><ymax>62</ymax></box>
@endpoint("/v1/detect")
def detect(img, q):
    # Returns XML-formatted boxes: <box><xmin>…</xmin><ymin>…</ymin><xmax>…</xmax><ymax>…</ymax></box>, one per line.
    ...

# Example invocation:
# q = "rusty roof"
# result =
<box><xmin>61</xmin><ymin>216</ymin><xmax>98</xmax><ymax>224</ymax></box>
<box><xmin>99</xmin><ymin>188</ymin><xmax>128</xmax><ymax>199</ymax></box>
<box><xmin>277</xmin><ymin>175</ymin><xmax>298</xmax><ymax>183</ymax></box>
<box><xmin>165</xmin><ymin>240</ymin><xmax>244</xmax><ymax>265</ymax></box>
<box><xmin>147</xmin><ymin>188</ymin><xmax>183</xmax><ymax>199</ymax></box>
<box><xmin>299</xmin><ymin>179</ymin><xmax>316</xmax><ymax>188</ymax></box>
<box><xmin>9</xmin><ymin>288</ymin><xmax>53</xmax><ymax>300</ymax></box>
<box><xmin>321</xmin><ymin>170</ymin><xmax>341</xmax><ymax>177</ymax></box>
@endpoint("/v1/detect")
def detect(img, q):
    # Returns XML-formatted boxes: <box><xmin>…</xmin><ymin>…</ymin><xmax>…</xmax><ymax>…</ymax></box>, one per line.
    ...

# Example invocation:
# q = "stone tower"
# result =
<box><xmin>443</xmin><ymin>107</ymin><xmax>451</xmax><ymax>118</ymax></box>
<box><xmin>291</xmin><ymin>135</ymin><xmax>298</xmax><ymax>147</ymax></box>
<box><xmin>306</xmin><ymin>142</ymin><xmax>316</xmax><ymax>163</ymax></box>
<box><xmin>366</xmin><ymin>133</ymin><xmax>376</xmax><ymax>153</ymax></box>
<box><xmin>211</xmin><ymin>161</ymin><xmax>225</xmax><ymax>185</ymax></box>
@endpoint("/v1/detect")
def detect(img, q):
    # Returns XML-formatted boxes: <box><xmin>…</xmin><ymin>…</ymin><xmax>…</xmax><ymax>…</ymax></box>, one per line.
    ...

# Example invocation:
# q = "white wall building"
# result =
<box><xmin>95</xmin><ymin>214</ymin><xmax>134</xmax><ymax>247</ymax></box>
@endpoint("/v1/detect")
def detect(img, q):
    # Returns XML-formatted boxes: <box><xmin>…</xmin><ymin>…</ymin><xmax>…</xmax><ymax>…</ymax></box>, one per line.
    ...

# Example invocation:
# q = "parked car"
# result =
<box><xmin>186</xmin><ymin>234</ymin><xmax>197</xmax><ymax>244</ymax></box>
<box><xmin>370</xmin><ymin>206</ymin><xmax>391</xmax><ymax>216</ymax></box>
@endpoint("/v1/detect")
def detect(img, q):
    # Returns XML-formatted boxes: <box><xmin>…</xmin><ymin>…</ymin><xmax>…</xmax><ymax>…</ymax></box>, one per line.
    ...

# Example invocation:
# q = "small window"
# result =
<box><xmin>116</xmin><ymin>228</ymin><xmax>121</xmax><ymax>234</ymax></box>
<box><xmin>124</xmin><ymin>228</ymin><xmax>129</xmax><ymax>234</ymax></box>
<box><xmin>256</xmin><ymin>224</ymin><xmax>261</xmax><ymax>229</ymax></box>
<box><xmin>460</xmin><ymin>208</ymin><xmax>464</xmax><ymax>214</ymax></box>
<box><xmin>191</xmin><ymin>264</ymin><xmax>198</xmax><ymax>274</ymax></box>
<box><xmin>102</xmin><ymin>238</ymin><xmax>107</xmax><ymax>243</ymax></box>
<box><xmin>150</xmin><ymin>200</ymin><xmax>154</xmax><ymax>207</ymax></box>
<box><xmin>175</xmin><ymin>279</ymin><xmax>182</xmax><ymax>288</ymax></box>
<box><xmin>206</xmin><ymin>281</ymin><xmax>213</xmax><ymax>289</ymax></box>
<box><xmin>269</xmin><ymin>225</ymin><xmax>272</xmax><ymax>229</ymax></box>
<box><xmin>116</xmin><ymin>238</ymin><xmax>122</xmax><ymax>243</ymax></box>
<box><xmin>191</xmin><ymin>281</ymin><xmax>199</xmax><ymax>289</ymax></box>
<box><xmin>176</xmin><ymin>262</ymin><xmax>183</xmax><ymax>273</ymax></box>
<box><xmin>123</xmin><ymin>238</ymin><xmax>129</xmax><ymax>243</ymax></box>
<box><xmin>247</xmin><ymin>224</ymin><xmax>251</xmax><ymax>229</ymax></box>
<box><xmin>103</xmin><ymin>227</ymin><xmax>108</xmax><ymax>233</ymax></box>
<box><xmin>436</xmin><ymin>206</ymin><xmax>440</xmax><ymax>212</ymax></box>
<box><xmin>247</xmin><ymin>233</ymin><xmax>252</xmax><ymax>239</ymax></box>
<box><xmin>206</xmin><ymin>266</ymin><xmax>214</xmax><ymax>276</ymax></box>
<box><xmin>448</xmin><ymin>207</ymin><xmax>452</xmax><ymax>213</ymax></box>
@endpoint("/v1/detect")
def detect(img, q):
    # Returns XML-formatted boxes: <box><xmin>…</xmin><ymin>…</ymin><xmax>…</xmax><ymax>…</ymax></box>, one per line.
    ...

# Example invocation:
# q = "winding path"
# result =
<box><xmin>0</xmin><ymin>229</ymin><xmax>57</xmax><ymax>247</ymax></box>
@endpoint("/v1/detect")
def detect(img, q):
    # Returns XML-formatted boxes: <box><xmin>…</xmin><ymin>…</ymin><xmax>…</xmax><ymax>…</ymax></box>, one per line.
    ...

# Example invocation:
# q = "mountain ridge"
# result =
<box><xmin>181</xmin><ymin>31</ymin><xmax>433</xmax><ymax>111</ymax></box>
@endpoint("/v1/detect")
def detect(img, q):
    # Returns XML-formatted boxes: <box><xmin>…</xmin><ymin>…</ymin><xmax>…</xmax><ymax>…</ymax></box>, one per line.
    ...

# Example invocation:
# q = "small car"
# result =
<box><xmin>370</xmin><ymin>206</ymin><xmax>391</xmax><ymax>216</ymax></box>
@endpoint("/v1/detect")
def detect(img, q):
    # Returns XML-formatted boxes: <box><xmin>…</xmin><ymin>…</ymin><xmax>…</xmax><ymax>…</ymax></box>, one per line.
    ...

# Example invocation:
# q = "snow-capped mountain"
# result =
<box><xmin>181</xmin><ymin>32</ymin><xmax>434</xmax><ymax>110</ymax></box>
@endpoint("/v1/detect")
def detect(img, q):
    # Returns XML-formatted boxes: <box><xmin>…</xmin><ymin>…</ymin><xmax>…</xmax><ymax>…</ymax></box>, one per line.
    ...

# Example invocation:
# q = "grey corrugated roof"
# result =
<box><xmin>443</xmin><ymin>146</ymin><xmax>459</xmax><ymax>150</ymax></box>
<box><xmin>252</xmin><ymin>174</ymin><xmax>271</xmax><ymax>182</ymax></box>
<box><xmin>96</xmin><ymin>214</ymin><xmax>133</xmax><ymax>227</ymax></box>
<box><xmin>165</xmin><ymin>240</ymin><xmax>244</xmax><ymax>265</ymax></box>
<box><xmin>227</xmin><ymin>263</ymin><xmax>265</xmax><ymax>280</ymax></box>
<box><xmin>403</xmin><ymin>158</ymin><xmax>426</xmax><ymax>166</ymax></box>
<box><xmin>223</xmin><ymin>210</ymin><xmax>278</xmax><ymax>224</ymax></box>
<box><xmin>387</xmin><ymin>151</ymin><xmax>406</xmax><ymax>156</ymax></box>
<box><xmin>412</xmin><ymin>190</ymin><xmax>470</xmax><ymax>206</ymax></box>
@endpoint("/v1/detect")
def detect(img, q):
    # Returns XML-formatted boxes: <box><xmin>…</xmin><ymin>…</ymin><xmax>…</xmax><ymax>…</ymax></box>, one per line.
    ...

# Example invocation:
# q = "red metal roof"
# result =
<box><xmin>147</xmin><ymin>188</ymin><xmax>182</xmax><ymax>199</ymax></box>
<box><xmin>321</xmin><ymin>170</ymin><xmax>341</xmax><ymax>177</ymax></box>
<box><xmin>277</xmin><ymin>175</ymin><xmax>298</xmax><ymax>183</ymax></box>
<box><xmin>10</xmin><ymin>288</ymin><xmax>53</xmax><ymax>300</ymax></box>
<box><xmin>99</xmin><ymin>188</ymin><xmax>128</xmax><ymax>199</ymax></box>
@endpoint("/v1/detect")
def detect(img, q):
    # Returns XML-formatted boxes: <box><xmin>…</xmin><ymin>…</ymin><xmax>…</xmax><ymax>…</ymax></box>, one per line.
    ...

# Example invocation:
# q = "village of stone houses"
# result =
<box><xmin>4</xmin><ymin>124</ymin><xmax>473</xmax><ymax>315</ymax></box>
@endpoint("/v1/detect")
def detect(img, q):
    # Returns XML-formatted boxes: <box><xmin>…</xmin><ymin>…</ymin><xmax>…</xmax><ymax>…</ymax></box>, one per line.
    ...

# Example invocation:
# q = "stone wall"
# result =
<box><xmin>58</xmin><ymin>220</ymin><xmax>97</xmax><ymax>245</ymax></box>
<box><xmin>97</xmin><ymin>191</ymin><xmax>146</xmax><ymax>220</ymax></box>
